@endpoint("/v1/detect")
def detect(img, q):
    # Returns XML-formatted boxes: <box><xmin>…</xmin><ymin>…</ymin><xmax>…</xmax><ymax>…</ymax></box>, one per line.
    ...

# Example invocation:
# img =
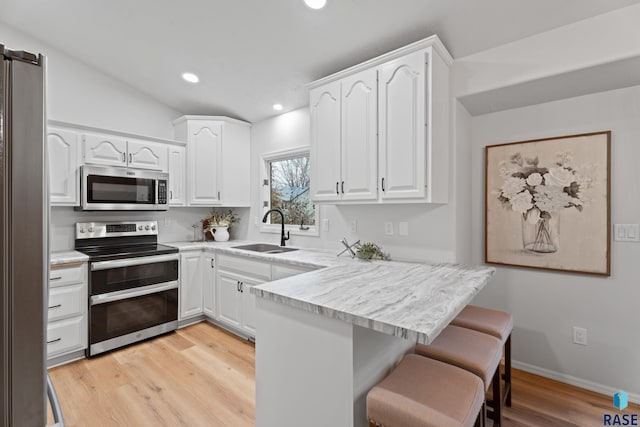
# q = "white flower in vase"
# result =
<box><xmin>510</xmin><ymin>190</ymin><xmax>533</xmax><ymax>214</ymax></box>
<box><xmin>500</xmin><ymin>177</ymin><xmax>526</xmax><ymax>199</ymax></box>
<box><xmin>543</xmin><ymin>166</ymin><xmax>573</xmax><ymax>187</ymax></box>
<box><xmin>525</xmin><ymin>207</ymin><xmax>541</xmax><ymax>224</ymax></box>
<box><xmin>526</xmin><ymin>172</ymin><xmax>543</xmax><ymax>187</ymax></box>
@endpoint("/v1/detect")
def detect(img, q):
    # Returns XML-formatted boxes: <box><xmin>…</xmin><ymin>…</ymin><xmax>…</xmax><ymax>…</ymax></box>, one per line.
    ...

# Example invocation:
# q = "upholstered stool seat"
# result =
<box><xmin>451</xmin><ymin>305</ymin><xmax>513</xmax><ymax>407</ymax></box>
<box><xmin>414</xmin><ymin>325</ymin><xmax>503</xmax><ymax>426</ymax></box>
<box><xmin>367</xmin><ymin>354</ymin><xmax>485</xmax><ymax>427</ymax></box>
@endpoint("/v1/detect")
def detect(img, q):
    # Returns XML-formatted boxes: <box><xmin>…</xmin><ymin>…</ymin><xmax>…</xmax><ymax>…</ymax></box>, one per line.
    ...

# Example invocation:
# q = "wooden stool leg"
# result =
<box><xmin>505</xmin><ymin>334</ymin><xmax>512</xmax><ymax>407</ymax></box>
<box><xmin>492</xmin><ymin>366</ymin><xmax>502</xmax><ymax>427</ymax></box>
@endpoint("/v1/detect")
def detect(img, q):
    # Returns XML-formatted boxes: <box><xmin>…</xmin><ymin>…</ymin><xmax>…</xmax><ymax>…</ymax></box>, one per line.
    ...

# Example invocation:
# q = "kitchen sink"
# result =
<box><xmin>232</xmin><ymin>243</ymin><xmax>298</xmax><ymax>254</ymax></box>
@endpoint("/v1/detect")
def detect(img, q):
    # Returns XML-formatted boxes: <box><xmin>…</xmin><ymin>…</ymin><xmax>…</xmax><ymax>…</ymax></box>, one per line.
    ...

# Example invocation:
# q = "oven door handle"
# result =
<box><xmin>91</xmin><ymin>254</ymin><xmax>179</xmax><ymax>271</ymax></box>
<box><xmin>91</xmin><ymin>281</ymin><xmax>179</xmax><ymax>305</ymax></box>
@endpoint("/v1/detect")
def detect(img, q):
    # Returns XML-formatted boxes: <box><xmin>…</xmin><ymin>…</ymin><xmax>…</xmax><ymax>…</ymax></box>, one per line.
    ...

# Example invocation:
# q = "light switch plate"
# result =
<box><xmin>349</xmin><ymin>220</ymin><xmax>357</xmax><ymax>233</ymax></box>
<box><xmin>384</xmin><ymin>222</ymin><xmax>393</xmax><ymax>236</ymax></box>
<box><xmin>614</xmin><ymin>224</ymin><xmax>640</xmax><ymax>242</ymax></box>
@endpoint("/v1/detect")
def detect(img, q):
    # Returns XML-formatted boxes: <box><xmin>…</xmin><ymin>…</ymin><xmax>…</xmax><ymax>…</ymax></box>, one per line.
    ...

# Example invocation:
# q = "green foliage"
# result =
<box><xmin>355</xmin><ymin>242</ymin><xmax>391</xmax><ymax>261</ymax></box>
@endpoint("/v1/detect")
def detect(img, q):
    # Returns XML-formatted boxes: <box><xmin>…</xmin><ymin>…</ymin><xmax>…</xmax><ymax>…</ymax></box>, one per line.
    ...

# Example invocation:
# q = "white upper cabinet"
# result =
<box><xmin>83</xmin><ymin>132</ymin><xmax>168</xmax><ymax>171</ymax></box>
<box><xmin>307</xmin><ymin>35</ymin><xmax>452</xmax><ymax>204</ymax></box>
<box><xmin>310</xmin><ymin>82</ymin><xmax>342</xmax><ymax>202</ymax></box>
<box><xmin>341</xmin><ymin>68</ymin><xmax>378</xmax><ymax>201</ymax></box>
<box><xmin>48</xmin><ymin>127</ymin><xmax>80</xmax><ymax>206</ymax></box>
<box><xmin>168</xmin><ymin>145</ymin><xmax>186</xmax><ymax>206</ymax></box>
<box><xmin>83</xmin><ymin>133</ymin><xmax>127</xmax><ymax>167</ymax></box>
<box><xmin>173</xmin><ymin>116</ymin><xmax>251</xmax><ymax>207</ymax></box>
<box><xmin>127</xmin><ymin>139</ymin><xmax>168</xmax><ymax>171</ymax></box>
<box><xmin>378</xmin><ymin>50</ymin><xmax>426</xmax><ymax>200</ymax></box>
<box><xmin>189</xmin><ymin>121</ymin><xmax>222</xmax><ymax>205</ymax></box>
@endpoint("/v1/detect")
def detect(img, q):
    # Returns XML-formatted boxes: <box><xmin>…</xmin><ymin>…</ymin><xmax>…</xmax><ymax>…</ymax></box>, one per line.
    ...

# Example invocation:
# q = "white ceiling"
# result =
<box><xmin>1</xmin><ymin>0</ymin><xmax>638</xmax><ymax>123</ymax></box>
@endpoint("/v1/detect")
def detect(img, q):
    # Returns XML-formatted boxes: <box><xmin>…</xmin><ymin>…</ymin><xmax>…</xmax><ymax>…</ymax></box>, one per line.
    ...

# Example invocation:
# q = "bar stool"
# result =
<box><xmin>367</xmin><ymin>354</ymin><xmax>485</xmax><ymax>427</ymax></box>
<box><xmin>414</xmin><ymin>325</ymin><xmax>503</xmax><ymax>426</ymax></box>
<box><xmin>450</xmin><ymin>305</ymin><xmax>513</xmax><ymax>407</ymax></box>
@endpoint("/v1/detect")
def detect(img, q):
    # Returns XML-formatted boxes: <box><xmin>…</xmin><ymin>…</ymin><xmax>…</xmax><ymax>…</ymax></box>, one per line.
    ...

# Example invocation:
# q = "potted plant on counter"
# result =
<box><xmin>202</xmin><ymin>209</ymin><xmax>240</xmax><ymax>242</ymax></box>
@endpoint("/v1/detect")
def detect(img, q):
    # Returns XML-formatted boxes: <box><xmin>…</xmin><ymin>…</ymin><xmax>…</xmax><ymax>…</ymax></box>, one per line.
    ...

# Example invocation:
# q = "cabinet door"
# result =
<box><xmin>240</xmin><ymin>277</ymin><xmax>262</xmax><ymax>338</ymax></box>
<box><xmin>203</xmin><ymin>255</ymin><xmax>216</xmax><ymax>318</ymax></box>
<box><xmin>310</xmin><ymin>82</ymin><xmax>342</xmax><ymax>202</ymax></box>
<box><xmin>168</xmin><ymin>145</ymin><xmax>187</xmax><ymax>206</ymax></box>
<box><xmin>216</xmin><ymin>272</ymin><xmax>242</xmax><ymax>329</ymax></box>
<box><xmin>341</xmin><ymin>69</ymin><xmax>378</xmax><ymax>201</ymax></box>
<box><xmin>378</xmin><ymin>50</ymin><xmax>426</xmax><ymax>200</ymax></box>
<box><xmin>48</xmin><ymin>127</ymin><xmax>80</xmax><ymax>206</ymax></box>
<box><xmin>83</xmin><ymin>133</ymin><xmax>127</xmax><ymax>167</ymax></box>
<box><xmin>220</xmin><ymin>122</ymin><xmax>251</xmax><ymax>207</ymax></box>
<box><xmin>188</xmin><ymin>122</ymin><xmax>222</xmax><ymax>205</ymax></box>
<box><xmin>127</xmin><ymin>139</ymin><xmax>167</xmax><ymax>171</ymax></box>
<box><xmin>180</xmin><ymin>253</ymin><xmax>203</xmax><ymax>320</ymax></box>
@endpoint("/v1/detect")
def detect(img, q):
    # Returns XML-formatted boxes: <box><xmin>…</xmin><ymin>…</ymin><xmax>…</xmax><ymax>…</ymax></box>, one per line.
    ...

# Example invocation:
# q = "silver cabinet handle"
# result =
<box><xmin>122</xmin><ymin>152</ymin><xmax>126</xmax><ymax>163</ymax></box>
<box><xmin>170</xmin><ymin>190</ymin><xmax>173</xmax><ymax>200</ymax></box>
<box><xmin>48</xmin><ymin>304</ymin><xmax>62</xmax><ymax>309</ymax></box>
<box><xmin>91</xmin><ymin>253</ymin><xmax>178</xmax><ymax>271</ymax></box>
<box><xmin>129</xmin><ymin>153</ymin><xmax>132</xmax><ymax>163</ymax></box>
<box><xmin>47</xmin><ymin>338</ymin><xmax>61</xmax><ymax>344</ymax></box>
<box><xmin>91</xmin><ymin>281</ymin><xmax>178</xmax><ymax>305</ymax></box>
<box><xmin>240</xmin><ymin>282</ymin><xmax>244</xmax><ymax>293</ymax></box>
<box><xmin>210</xmin><ymin>259</ymin><xmax>214</xmax><ymax>268</ymax></box>
<box><xmin>381</xmin><ymin>177</ymin><xmax>385</xmax><ymax>192</ymax></box>
<box><xmin>50</xmin><ymin>276</ymin><xmax>62</xmax><ymax>281</ymax></box>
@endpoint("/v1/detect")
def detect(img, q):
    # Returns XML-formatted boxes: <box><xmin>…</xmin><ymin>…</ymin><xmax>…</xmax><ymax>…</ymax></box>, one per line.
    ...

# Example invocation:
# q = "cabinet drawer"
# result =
<box><xmin>49</xmin><ymin>263</ymin><xmax>85</xmax><ymax>287</ymax></box>
<box><xmin>272</xmin><ymin>263</ymin><xmax>316</xmax><ymax>280</ymax></box>
<box><xmin>48</xmin><ymin>283</ymin><xmax>85</xmax><ymax>322</ymax></box>
<box><xmin>47</xmin><ymin>316</ymin><xmax>85</xmax><ymax>358</ymax></box>
<box><xmin>217</xmin><ymin>254</ymin><xmax>271</xmax><ymax>280</ymax></box>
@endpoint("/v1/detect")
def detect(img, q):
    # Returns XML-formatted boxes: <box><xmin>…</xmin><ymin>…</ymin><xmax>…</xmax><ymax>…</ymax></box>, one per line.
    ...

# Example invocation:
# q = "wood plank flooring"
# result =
<box><xmin>47</xmin><ymin>322</ymin><xmax>638</xmax><ymax>426</ymax></box>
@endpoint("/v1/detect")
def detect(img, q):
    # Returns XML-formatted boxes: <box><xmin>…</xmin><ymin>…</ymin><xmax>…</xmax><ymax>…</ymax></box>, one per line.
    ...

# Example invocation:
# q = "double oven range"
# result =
<box><xmin>75</xmin><ymin>221</ymin><xmax>179</xmax><ymax>357</ymax></box>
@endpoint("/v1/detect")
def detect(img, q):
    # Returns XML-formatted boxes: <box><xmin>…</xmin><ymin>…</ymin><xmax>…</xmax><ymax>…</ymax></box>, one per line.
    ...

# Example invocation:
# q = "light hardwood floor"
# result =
<box><xmin>48</xmin><ymin>322</ymin><xmax>638</xmax><ymax>426</ymax></box>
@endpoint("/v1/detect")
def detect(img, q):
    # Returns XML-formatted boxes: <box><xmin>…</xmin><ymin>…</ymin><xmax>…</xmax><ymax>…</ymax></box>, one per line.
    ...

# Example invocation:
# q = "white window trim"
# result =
<box><xmin>260</xmin><ymin>146</ymin><xmax>319</xmax><ymax>237</ymax></box>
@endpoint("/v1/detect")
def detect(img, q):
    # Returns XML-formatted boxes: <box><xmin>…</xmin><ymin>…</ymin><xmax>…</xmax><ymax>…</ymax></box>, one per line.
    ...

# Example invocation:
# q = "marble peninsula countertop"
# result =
<box><xmin>51</xmin><ymin>240</ymin><xmax>495</xmax><ymax>345</ymax></box>
<box><xmin>167</xmin><ymin>240</ymin><xmax>496</xmax><ymax>345</ymax></box>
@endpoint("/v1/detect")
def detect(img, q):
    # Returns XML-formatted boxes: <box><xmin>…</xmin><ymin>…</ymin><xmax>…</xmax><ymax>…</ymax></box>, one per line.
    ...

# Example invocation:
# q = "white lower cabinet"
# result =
<box><xmin>203</xmin><ymin>254</ymin><xmax>217</xmax><ymax>318</ymax></box>
<box><xmin>216</xmin><ymin>272</ymin><xmax>243</xmax><ymax>329</ymax></box>
<box><xmin>180</xmin><ymin>252</ymin><xmax>203</xmax><ymax>320</ymax></box>
<box><xmin>47</xmin><ymin>262</ymin><xmax>87</xmax><ymax>360</ymax></box>
<box><xmin>178</xmin><ymin>250</ymin><xmax>317</xmax><ymax>340</ymax></box>
<box><xmin>216</xmin><ymin>255</ymin><xmax>270</xmax><ymax>338</ymax></box>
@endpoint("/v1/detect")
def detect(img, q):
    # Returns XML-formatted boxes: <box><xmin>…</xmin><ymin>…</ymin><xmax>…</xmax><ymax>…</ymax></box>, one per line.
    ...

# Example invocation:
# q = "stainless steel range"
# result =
<box><xmin>75</xmin><ymin>221</ymin><xmax>179</xmax><ymax>356</ymax></box>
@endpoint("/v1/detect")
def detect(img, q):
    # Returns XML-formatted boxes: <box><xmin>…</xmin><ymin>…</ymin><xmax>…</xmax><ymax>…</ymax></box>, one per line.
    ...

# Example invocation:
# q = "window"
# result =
<box><xmin>261</xmin><ymin>147</ymin><xmax>318</xmax><ymax>236</ymax></box>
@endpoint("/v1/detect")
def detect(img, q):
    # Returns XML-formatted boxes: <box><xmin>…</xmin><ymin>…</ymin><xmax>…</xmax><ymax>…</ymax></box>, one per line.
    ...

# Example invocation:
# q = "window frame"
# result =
<box><xmin>260</xmin><ymin>146</ymin><xmax>319</xmax><ymax>237</ymax></box>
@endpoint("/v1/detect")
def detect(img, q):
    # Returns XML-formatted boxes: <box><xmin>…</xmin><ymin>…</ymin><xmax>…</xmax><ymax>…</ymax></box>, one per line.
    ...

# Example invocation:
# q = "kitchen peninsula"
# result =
<box><xmin>251</xmin><ymin>257</ymin><xmax>495</xmax><ymax>427</ymax></box>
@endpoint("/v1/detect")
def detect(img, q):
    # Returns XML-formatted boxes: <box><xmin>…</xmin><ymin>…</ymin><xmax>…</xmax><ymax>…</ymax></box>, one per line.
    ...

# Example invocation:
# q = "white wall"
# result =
<box><xmin>247</xmin><ymin>106</ymin><xmax>470</xmax><ymax>264</ymax></box>
<box><xmin>0</xmin><ymin>20</ymin><xmax>180</xmax><ymax>139</ymax></box>
<box><xmin>470</xmin><ymin>85</ymin><xmax>640</xmax><ymax>399</ymax></box>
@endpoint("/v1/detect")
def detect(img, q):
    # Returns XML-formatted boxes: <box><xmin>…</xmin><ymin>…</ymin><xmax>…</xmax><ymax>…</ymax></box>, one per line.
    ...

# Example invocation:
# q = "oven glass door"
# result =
<box><xmin>90</xmin><ymin>287</ymin><xmax>178</xmax><ymax>346</ymax></box>
<box><xmin>87</xmin><ymin>173</ymin><xmax>156</xmax><ymax>205</ymax></box>
<box><xmin>90</xmin><ymin>256</ymin><xmax>178</xmax><ymax>295</ymax></box>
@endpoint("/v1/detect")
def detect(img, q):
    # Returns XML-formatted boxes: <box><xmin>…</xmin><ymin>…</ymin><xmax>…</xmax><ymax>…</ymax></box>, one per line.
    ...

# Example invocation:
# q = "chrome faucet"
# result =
<box><xmin>262</xmin><ymin>208</ymin><xmax>290</xmax><ymax>247</ymax></box>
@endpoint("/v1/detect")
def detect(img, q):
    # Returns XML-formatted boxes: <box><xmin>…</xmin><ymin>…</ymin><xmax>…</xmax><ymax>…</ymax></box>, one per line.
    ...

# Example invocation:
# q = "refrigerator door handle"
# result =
<box><xmin>47</xmin><ymin>374</ymin><xmax>65</xmax><ymax>427</ymax></box>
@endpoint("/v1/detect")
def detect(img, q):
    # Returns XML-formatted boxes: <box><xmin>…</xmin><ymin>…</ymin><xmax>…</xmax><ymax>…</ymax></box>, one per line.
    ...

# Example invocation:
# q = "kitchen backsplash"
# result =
<box><xmin>50</xmin><ymin>207</ymin><xmax>251</xmax><ymax>251</ymax></box>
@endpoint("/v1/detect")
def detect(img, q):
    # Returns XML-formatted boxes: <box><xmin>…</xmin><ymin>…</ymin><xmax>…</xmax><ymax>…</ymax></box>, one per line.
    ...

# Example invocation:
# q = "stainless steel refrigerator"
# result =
<box><xmin>0</xmin><ymin>44</ymin><xmax>63</xmax><ymax>427</ymax></box>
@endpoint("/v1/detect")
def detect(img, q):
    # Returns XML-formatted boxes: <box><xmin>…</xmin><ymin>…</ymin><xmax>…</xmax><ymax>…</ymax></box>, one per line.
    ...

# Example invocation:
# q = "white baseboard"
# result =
<box><xmin>513</xmin><ymin>360</ymin><xmax>640</xmax><ymax>405</ymax></box>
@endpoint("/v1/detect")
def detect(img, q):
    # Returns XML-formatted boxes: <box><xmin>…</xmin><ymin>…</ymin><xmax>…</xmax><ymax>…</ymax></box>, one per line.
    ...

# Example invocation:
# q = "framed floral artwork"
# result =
<box><xmin>485</xmin><ymin>131</ymin><xmax>611</xmax><ymax>276</ymax></box>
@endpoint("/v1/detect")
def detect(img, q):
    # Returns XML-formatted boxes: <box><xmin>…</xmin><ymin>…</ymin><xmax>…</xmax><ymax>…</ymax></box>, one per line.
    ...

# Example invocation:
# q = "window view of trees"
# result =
<box><xmin>269</xmin><ymin>155</ymin><xmax>315</xmax><ymax>227</ymax></box>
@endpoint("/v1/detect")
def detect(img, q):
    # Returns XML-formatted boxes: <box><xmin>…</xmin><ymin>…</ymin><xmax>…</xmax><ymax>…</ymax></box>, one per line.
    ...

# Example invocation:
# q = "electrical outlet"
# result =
<box><xmin>349</xmin><ymin>219</ymin><xmax>357</xmax><ymax>233</ymax></box>
<box><xmin>384</xmin><ymin>222</ymin><xmax>393</xmax><ymax>236</ymax></box>
<box><xmin>399</xmin><ymin>222</ymin><xmax>409</xmax><ymax>236</ymax></box>
<box><xmin>573</xmin><ymin>327</ymin><xmax>587</xmax><ymax>345</ymax></box>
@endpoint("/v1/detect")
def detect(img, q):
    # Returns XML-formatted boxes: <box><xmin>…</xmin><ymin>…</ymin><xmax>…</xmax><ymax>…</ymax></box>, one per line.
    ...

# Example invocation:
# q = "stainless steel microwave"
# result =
<box><xmin>79</xmin><ymin>165</ymin><xmax>169</xmax><ymax>211</ymax></box>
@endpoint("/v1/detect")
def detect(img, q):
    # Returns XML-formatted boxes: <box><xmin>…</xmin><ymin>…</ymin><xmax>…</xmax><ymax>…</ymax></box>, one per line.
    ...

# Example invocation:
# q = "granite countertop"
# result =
<box><xmin>165</xmin><ymin>240</ymin><xmax>495</xmax><ymax>345</ymax></box>
<box><xmin>50</xmin><ymin>250</ymin><xmax>89</xmax><ymax>265</ymax></box>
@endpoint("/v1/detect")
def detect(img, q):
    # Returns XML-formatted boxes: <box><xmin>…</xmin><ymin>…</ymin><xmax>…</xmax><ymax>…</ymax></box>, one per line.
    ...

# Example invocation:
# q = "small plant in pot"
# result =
<box><xmin>202</xmin><ymin>209</ymin><xmax>240</xmax><ymax>242</ymax></box>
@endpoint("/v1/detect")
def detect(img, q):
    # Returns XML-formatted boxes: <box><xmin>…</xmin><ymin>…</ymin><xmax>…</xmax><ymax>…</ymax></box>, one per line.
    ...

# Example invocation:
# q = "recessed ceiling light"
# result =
<box><xmin>304</xmin><ymin>0</ymin><xmax>326</xmax><ymax>10</ymax></box>
<box><xmin>273</xmin><ymin>104</ymin><xmax>284</xmax><ymax>111</ymax></box>
<box><xmin>182</xmin><ymin>72</ymin><xmax>199</xmax><ymax>83</ymax></box>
